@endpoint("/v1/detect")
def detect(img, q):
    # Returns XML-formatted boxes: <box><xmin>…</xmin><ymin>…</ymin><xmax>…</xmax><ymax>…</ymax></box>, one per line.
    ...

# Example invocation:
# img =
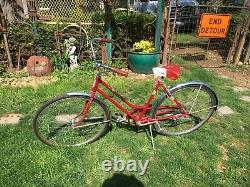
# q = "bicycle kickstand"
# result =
<box><xmin>149</xmin><ymin>125</ymin><xmax>156</xmax><ymax>151</ymax></box>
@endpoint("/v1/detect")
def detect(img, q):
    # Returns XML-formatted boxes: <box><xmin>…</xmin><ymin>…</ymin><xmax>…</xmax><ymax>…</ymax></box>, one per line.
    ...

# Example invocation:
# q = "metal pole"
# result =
<box><xmin>155</xmin><ymin>0</ymin><xmax>165</xmax><ymax>51</ymax></box>
<box><xmin>104</xmin><ymin>0</ymin><xmax>112</xmax><ymax>63</ymax></box>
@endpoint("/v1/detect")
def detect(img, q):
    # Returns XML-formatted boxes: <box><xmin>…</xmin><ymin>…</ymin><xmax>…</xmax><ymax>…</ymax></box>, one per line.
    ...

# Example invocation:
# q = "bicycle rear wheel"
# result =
<box><xmin>151</xmin><ymin>83</ymin><xmax>218</xmax><ymax>136</ymax></box>
<box><xmin>33</xmin><ymin>95</ymin><xmax>111</xmax><ymax>146</ymax></box>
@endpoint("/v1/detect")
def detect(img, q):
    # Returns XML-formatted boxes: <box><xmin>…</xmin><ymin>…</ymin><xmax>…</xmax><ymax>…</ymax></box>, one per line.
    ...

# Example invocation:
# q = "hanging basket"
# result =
<box><xmin>128</xmin><ymin>51</ymin><xmax>161</xmax><ymax>74</ymax></box>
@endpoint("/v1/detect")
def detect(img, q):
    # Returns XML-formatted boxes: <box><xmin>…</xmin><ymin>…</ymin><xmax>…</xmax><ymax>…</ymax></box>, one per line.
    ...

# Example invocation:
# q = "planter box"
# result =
<box><xmin>128</xmin><ymin>51</ymin><xmax>161</xmax><ymax>74</ymax></box>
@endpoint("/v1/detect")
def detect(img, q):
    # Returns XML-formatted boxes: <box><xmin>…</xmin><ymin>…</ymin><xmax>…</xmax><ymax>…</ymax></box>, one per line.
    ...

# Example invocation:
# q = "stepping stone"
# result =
<box><xmin>219</xmin><ymin>75</ymin><xmax>232</xmax><ymax>80</ymax></box>
<box><xmin>217</xmin><ymin>106</ymin><xmax>235</xmax><ymax>116</ymax></box>
<box><xmin>233</xmin><ymin>86</ymin><xmax>249</xmax><ymax>92</ymax></box>
<box><xmin>0</xmin><ymin>113</ymin><xmax>22</xmax><ymax>125</ymax></box>
<box><xmin>240</xmin><ymin>96</ymin><xmax>250</xmax><ymax>102</ymax></box>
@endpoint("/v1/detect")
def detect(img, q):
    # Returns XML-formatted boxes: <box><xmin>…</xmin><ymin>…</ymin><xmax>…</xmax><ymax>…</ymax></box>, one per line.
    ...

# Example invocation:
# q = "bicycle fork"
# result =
<box><xmin>71</xmin><ymin>77</ymin><xmax>101</xmax><ymax>129</ymax></box>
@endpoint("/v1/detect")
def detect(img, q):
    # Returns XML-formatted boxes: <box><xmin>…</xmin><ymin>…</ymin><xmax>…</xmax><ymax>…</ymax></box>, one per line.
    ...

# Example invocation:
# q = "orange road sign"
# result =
<box><xmin>198</xmin><ymin>13</ymin><xmax>231</xmax><ymax>38</ymax></box>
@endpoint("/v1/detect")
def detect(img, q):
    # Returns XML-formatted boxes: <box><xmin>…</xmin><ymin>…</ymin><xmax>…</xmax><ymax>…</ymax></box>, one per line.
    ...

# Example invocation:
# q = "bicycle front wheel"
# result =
<box><xmin>33</xmin><ymin>95</ymin><xmax>111</xmax><ymax>146</ymax></box>
<box><xmin>152</xmin><ymin>83</ymin><xmax>218</xmax><ymax>136</ymax></box>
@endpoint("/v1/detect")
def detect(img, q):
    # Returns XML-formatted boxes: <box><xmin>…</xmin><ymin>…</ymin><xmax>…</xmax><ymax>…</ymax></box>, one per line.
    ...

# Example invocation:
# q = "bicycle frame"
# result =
<box><xmin>72</xmin><ymin>74</ymin><xmax>189</xmax><ymax>128</ymax></box>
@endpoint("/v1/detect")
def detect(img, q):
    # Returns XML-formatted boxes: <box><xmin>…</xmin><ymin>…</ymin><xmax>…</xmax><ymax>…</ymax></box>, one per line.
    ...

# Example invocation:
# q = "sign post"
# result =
<box><xmin>198</xmin><ymin>13</ymin><xmax>231</xmax><ymax>38</ymax></box>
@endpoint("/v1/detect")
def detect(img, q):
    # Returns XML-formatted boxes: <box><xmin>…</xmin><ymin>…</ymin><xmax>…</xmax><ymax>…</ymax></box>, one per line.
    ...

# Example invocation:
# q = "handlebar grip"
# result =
<box><xmin>112</xmin><ymin>68</ymin><xmax>128</xmax><ymax>77</ymax></box>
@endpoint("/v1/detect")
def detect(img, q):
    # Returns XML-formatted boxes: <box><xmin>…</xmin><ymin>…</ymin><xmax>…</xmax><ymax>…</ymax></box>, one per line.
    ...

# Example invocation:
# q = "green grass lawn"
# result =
<box><xmin>0</xmin><ymin>60</ymin><xmax>249</xmax><ymax>186</ymax></box>
<box><xmin>175</xmin><ymin>33</ymin><xmax>208</xmax><ymax>44</ymax></box>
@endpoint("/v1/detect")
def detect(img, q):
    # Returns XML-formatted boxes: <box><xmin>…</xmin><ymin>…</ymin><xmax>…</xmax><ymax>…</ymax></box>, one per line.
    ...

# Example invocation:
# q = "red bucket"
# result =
<box><xmin>165</xmin><ymin>64</ymin><xmax>181</xmax><ymax>80</ymax></box>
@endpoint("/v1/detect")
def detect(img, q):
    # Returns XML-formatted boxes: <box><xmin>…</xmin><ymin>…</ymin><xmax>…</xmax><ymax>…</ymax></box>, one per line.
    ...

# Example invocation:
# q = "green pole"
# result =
<box><xmin>155</xmin><ymin>0</ymin><xmax>165</xmax><ymax>51</ymax></box>
<box><xmin>104</xmin><ymin>1</ymin><xmax>112</xmax><ymax>63</ymax></box>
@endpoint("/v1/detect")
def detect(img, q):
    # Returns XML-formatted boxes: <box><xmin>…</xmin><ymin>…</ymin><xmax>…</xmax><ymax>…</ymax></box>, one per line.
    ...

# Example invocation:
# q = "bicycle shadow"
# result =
<box><xmin>101</xmin><ymin>173</ymin><xmax>144</xmax><ymax>187</ymax></box>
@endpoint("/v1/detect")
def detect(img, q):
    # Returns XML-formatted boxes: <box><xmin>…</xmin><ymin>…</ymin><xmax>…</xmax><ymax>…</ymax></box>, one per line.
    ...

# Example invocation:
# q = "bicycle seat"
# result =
<box><xmin>153</xmin><ymin>64</ymin><xmax>181</xmax><ymax>80</ymax></box>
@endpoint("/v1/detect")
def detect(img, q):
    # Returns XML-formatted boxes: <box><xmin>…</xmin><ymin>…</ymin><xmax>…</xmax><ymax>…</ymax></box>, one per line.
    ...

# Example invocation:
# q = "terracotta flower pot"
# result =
<box><xmin>27</xmin><ymin>56</ymin><xmax>53</xmax><ymax>76</ymax></box>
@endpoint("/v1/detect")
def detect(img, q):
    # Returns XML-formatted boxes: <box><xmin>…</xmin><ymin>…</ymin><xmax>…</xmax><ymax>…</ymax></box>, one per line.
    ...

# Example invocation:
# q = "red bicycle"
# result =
<box><xmin>33</xmin><ymin>38</ymin><xmax>218</xmax><ymax>148</ymax></box>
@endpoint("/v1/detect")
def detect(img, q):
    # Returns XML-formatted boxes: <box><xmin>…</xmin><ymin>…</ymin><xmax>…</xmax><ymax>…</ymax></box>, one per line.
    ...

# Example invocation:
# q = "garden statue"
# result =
<box><xmin>64</xmin><ymin>36</ymin><xmax>78</xmax><ymax>70</ymax></box>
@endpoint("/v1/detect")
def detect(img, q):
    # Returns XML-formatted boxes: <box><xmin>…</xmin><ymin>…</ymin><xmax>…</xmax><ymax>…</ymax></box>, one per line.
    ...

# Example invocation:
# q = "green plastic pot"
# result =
<box><xmin>128</xmin><ymin>51</ymin><xmax>161</xmax><ymax>74</ymax></box>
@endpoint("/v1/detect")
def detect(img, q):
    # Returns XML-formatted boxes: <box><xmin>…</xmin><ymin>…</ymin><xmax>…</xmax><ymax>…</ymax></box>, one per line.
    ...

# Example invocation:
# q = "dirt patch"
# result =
<box><xmin>218</xmin><ymin>145</ymin><xmax>229</xmax><ymax>161</ymax></box>
<box><xmin>160</xmin><ymin>137</ymin><xmax>168</xmax><ymax>145</ymax></box>
<box><xmin>230</xmin><ymin>138</ymin><xmax>246</xmax><ymax>151</ymax></box>
<box><xmin>117</xmin><ymin>147</ymin><xmax>128</xmax><ymax>154</ymax></box>
<box><xmin>217</xmin><ymin>144</ymin><xmax>229</xmax><ymax>172</ymax></box>
<box><xmin>239</xmin><ymin>126</ymin><xmax>245</xmax><ymax>131</ymax></box>
<box><xmin>0</xmin><ymin>76</ymin><xmax>57</xmax><ymax>88</ymax></box>
<box><xmin>182</xmin><ymin>50</ymin><xmax>250</xmax><ymax>88</ymax></box>
<box><xmin>236</xmin><ymin>168</ymin><xmax>247</xmax><ymax>176</ymax></box>
<box><xmin>217</xmin><ymin>161</ymin><xmax>226</xmax><ymax>172</ymax></box>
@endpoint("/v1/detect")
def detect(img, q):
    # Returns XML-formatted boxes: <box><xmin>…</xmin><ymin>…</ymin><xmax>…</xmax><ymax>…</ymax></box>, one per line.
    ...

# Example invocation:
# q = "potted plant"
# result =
<box><xmin>128</xmin><ymin>40</ymin><xmax>161</xmax><ymax>74</ymax></box>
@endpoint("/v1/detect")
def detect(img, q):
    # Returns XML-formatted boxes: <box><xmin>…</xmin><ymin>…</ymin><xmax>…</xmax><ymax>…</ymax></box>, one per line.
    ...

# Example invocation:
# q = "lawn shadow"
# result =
<box><xmin>102</xmin><ymin>173</ymin><xmax>144</xmax><ymax>187</ymax></box>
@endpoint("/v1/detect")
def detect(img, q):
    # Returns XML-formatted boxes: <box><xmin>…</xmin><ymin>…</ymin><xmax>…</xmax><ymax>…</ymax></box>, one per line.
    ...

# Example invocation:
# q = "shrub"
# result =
<box><xmin>0</xmin><ymin>63</ymin><xmax>6</xmax><ymax>76</ymax></box>
<box><xmin>92</xmin><ymin>10</ymin><xmax>156</xmax><ymax>58</ymax></box>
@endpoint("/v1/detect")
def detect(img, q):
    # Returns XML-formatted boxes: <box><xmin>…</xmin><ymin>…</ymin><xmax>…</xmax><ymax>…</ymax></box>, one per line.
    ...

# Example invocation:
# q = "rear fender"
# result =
<box><xmin>158</xmin><ymin>81</ymin><xmax>218</xmax><ymax>110</ymax></box>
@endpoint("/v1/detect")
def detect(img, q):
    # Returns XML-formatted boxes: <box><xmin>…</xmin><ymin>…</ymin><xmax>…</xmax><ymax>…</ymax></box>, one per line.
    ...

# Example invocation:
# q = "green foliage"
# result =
<box><xmin>92</xmin><ymin>10</ymin><xmax>155</xmax><ymax>57</ymax></box>
<box><xmin>7</xmin><ymin>21</ymin><xmax>58</xmax><ymax>67</ymax></box>
<box><xmin>231</xmin><ymin>9</ymin><xmax>249</xmax><ymax>25</ymax></box>
<box><xmin>0</xmin><ymin>63</ymin><xmax>6</xmax><ymax>76</ymax></box>
<box><xmin>176</xmin><ymin>33</ymin><xmax>207</xmax><ymax>44</ymax></box>
<box><xmin>71</xmin><ymin>61</ymin><xmax>95</xmax><ymax>77</ymax></box>
<box><xmin>111</xmin><ymin>59</ymin><xmax>128</xmax><ymax>69</ymax></box>
<box><xmin>33</xmin><ymin>22</ymin><xmax>57</xmax><ymax>56</ymax></box>
<box><xmin>49</xmin><ymin>50</ymin><xmax>69</xmax><ymax>71</ymax></box>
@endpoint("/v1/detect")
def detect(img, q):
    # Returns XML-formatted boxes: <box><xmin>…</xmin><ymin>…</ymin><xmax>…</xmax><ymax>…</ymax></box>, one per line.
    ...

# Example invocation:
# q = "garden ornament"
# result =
<box><xmin>64</xmin><ymin>37</ymin><xmax>78</xmax><ymax>70</ymax></box>
<box><xmin>27</xmin><ymin>56</ymin><xmax>53</xmax><ymax>76</ymax></box>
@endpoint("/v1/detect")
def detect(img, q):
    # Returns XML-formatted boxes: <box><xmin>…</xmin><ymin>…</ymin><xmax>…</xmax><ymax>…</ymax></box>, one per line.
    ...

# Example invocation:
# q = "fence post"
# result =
<box><xmin>0</xmin><ymin>6</ymin><xmax>13</xmax><ymax>68</ymax></box>
<box><xmin>226</xmin><ymin>25</ymin><xmax>241</xmax><ymax>64</ymax></box>
<box><xmin>162</xmin><ymin>0</ymin><xmax>172</xmax><ymax>65</ymax></box>
<box><xmin>155</xmin><ymin>0</ymin><xmax>165</xmax><ymax>51</ymax></box>
<box><xmin>243</xmin><ymin>40</ymin><xmax>250</xmax><ymax>64</ymax></box>
<box><xmin>22</xmin><ymin>0</ymin><xmax>29</xmax><ymax>19</ymax></box>
<box><xmin>104</xmin><ymin>0</ymin><xmax>112</xmax><ymax>63</ymax></box>
<box><xmin>234</xmin><ymin>15</ymin><xmax>250</xmax><ymax>65</ymax></box>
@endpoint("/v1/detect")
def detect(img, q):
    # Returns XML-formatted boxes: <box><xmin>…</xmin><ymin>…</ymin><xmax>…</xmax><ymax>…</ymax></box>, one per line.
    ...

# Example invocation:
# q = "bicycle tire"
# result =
<box><xmin>33</xmin><ymin>94</ymin><xmax>111</xmax><ymax>146</ymax></box>
<box><xmin>151</xmin><ymin>83</ymin><xmax>218</xmax><ymax>136</ymax></box>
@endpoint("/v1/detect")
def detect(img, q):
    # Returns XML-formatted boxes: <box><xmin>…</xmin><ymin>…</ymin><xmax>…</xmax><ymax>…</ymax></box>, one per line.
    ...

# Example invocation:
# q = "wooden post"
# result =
<box><xmin>0</xmin><ymin>7</ymin><xmax>13</xmax><ymax>68</ymax></box>
<box><xmin>162</xmin><ymin>0</ymin><xmax>172</xmax><ymax>65</ymax></box>
<box><xmin>226</xmin><ymin>25</ymin><xmax>241</xmax><ymax>64</ymax></box>
<box><xmin>17</xmin><ymin>46</ymin><xmax>21</xmax><ymax>71</ymax></box>
<box><xmin>22</xmin><ymin>0</ymin><xmax>29</xmax><ymax>19</ymax></box>
<box><xmin>243</xmin><ymin>40</ymin><xmax>250</xmax><ymax>64</ymax></box>
<box><xmin>234</xmin><ymin>15</ymin><xmax>250</xmax><ymax>65</ymax></box>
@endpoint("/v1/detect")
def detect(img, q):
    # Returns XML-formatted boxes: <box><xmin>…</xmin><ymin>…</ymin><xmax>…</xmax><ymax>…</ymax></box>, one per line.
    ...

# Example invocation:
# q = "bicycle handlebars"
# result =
<box><xmin>90</xmin><ymin>38</ymin><xmax>128</xmax><ymax>77</ymax></box>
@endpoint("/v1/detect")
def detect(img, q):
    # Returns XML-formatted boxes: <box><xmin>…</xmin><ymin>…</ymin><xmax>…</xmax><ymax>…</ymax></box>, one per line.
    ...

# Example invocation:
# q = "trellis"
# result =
<box><xmin>36</xmin><ymin>0</ymin><xmax>103</xmax><ymax>23</ymax></box>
